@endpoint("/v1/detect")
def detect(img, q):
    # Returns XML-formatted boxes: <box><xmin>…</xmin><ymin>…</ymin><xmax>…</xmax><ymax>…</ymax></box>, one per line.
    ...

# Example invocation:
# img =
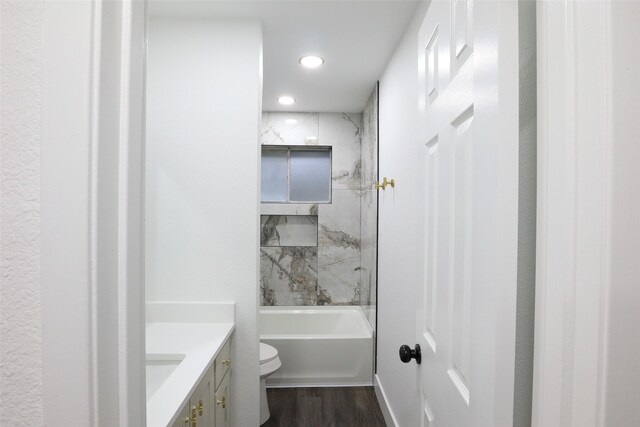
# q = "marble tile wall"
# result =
<box><xmin>261</xmin><ymin>112</ymin><xmax>319</xmax><ymax>146</ymax></box>
<box><xmin>318</xmin><ymin>190</ymin><xmax>362</xmax><ymax>304</ymax></box>
<box><xmin>360</xmin><ymin>84</ymin><xmax>379</xmax><ymax>330</ymax></box>
<box><xmin>260</xmin><ymin>246</ymin><xmax>318</xmax><ymax>306</ymax></box>
<box><xmin>260</xmin><ymin>112</ymin><xmax>363</xmax><ymax>306</ymax></box>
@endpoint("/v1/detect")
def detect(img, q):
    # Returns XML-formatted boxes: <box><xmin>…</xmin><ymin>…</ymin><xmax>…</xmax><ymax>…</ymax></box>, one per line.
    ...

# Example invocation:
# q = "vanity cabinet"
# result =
<box><xmin>171</xmin><ymin>366</ymin><xmax>213</xmax><ymax>427</ymax></box>
<box><xmin>213</xmin><ymin>338</ymin><xmax>232</xmax><ymax>427</ymax></box>
<box><xmin>214</xmin><ymin>338</ymin><xmax>231</xmax><ymax>390</ymax></box>
<box><xmin>214</xmin><ymin>372</ymin><xmax>230</xmax><ymax>427</ymax></box>
<box><xmin>172</xmin><ymin>334</ymin><xmax>232</xmax><ymax>427</ymax></box>
<box><xmin>191</xmin><ymin>370</ymin><xmax>214</xmax><ymax>426</ymax></box>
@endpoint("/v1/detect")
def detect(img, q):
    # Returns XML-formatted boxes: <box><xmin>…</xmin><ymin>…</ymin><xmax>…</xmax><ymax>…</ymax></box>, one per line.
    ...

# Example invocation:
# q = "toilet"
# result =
<box><xmin>259</xmin><ymin>342</ymin><xmax>281</xmax><ymax>425</ymax></box>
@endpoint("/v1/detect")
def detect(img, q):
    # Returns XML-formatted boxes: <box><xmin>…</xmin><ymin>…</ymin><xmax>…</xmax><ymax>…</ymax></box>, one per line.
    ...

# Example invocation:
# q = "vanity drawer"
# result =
<box><xmin>214</xmin><ymin>338</ymin><xmax>231</xmax><ymax>390</ymax></box>
<box><xmin>214</xmin><ymin>370</ymin><xmax>230</xmax><ymax>427</ymax></box>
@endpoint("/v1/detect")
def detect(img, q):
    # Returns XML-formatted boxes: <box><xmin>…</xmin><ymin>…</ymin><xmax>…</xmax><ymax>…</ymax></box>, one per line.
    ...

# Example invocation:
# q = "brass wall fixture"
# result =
<box><xmin>375</xmin><ymin>177</ymin><xmax>396</xmax><ymax>190</ymax></box>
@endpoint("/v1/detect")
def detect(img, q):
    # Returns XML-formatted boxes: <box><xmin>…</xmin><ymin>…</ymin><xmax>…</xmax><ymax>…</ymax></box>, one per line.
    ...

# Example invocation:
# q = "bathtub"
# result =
<box><xmin>260</xmin><ymin>306</ymin><xmax>374</xmax><ymax>387</ymax></box>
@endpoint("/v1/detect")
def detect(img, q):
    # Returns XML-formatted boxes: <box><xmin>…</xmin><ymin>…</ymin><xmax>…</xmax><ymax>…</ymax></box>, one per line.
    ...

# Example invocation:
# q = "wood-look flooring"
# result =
<box><xmin>262</xmin><ymin>387</ymin><xmax>387</xmax><ymax>427</ymax></box>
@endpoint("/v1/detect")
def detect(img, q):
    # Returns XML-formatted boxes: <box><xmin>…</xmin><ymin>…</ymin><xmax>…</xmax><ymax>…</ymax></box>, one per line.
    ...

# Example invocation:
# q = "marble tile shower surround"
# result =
<box><xmin>260</xmin><ymin>100</ymin><xmax>378</xmax><ymax>316</ymax></box>
<box><xmin>260</xmin><ymin>112</ymin><xmax>365</xmax><ymax>306</ymax></box>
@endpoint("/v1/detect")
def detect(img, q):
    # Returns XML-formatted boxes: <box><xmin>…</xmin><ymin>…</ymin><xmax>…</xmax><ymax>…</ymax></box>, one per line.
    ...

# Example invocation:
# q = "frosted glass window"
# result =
<box><xmin>260</xmin><ymin>146</ymin><xmax>331</xmax><ymax>203</ymax></box>
<box><xmin>261</xmin><ymin>149</ymin><xmax>288</xmax><ymax>202</ymax></box>
<box><xmin>289</xmin><ymin>150</ymin><xmax>331</xmax><ymax>202</ymax></box>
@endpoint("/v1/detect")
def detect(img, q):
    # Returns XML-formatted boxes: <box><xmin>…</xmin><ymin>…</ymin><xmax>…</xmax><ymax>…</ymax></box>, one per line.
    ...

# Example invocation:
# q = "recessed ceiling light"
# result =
<box><xmin>306</xmin><ymin>136</ymin><xmax>318</xmax><ymax>141</ymax></box>
<box><xmin>278</xmin><ymin>96</ymin><xmax>295</xmax><ymax>105</ymax></box>
<box><xmin>299</xmin><ymin>55</ymin><xmax>324</xmax><ymax>69</ymax></box>
<box><xmin>285</xmin><ymin>119</ymin><xmax>298</xmax><ymax>124</ymax></box>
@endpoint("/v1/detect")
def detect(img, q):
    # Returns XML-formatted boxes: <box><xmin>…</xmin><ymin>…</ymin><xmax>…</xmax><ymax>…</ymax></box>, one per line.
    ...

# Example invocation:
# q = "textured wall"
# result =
<box><xmin>0</xmin><ymin>1</ymin><xmax>44</xmax><ymax>425</ymax></box>
<box><xmin>260</xmin><ymin>112</ymin><xmax>364</xmax><ymax>306</ymax></box>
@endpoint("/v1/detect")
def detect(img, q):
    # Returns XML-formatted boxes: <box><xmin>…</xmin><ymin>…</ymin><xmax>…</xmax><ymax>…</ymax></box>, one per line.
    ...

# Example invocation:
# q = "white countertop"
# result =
<box><xmin>145</xmin><ymin>302</ymin><xmax>235</xmax><ymax>427</ymax></box>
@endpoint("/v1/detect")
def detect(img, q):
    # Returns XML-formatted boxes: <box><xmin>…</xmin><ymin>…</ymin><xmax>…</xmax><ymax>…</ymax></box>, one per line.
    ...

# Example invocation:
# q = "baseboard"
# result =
<box><xmin>374</xmin><ymin>374</ymin><xmax>399</xmax><ymax>427</ymax></box>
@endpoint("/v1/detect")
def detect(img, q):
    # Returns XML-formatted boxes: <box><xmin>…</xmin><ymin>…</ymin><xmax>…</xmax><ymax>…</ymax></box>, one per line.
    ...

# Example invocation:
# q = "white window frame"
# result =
<box><xmin>261</xmin><ymin>145</ymin><xmax>333</xmax><ymax>204</ymax></box>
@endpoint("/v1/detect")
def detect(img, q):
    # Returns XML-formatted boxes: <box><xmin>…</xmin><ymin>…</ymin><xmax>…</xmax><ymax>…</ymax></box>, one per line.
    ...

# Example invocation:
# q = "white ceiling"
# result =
<box><xmin>148</xmin><ymin>1</ymin><xmax>420</xmax><ymax>113</ymax></box>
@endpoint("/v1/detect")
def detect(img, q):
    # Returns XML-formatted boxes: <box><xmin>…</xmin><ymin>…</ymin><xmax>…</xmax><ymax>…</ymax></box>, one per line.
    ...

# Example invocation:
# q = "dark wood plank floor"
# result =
<box><xmin>262</xmin><ymin>387</ymin><xmax>387</xmax><ymax>427</ymax></box>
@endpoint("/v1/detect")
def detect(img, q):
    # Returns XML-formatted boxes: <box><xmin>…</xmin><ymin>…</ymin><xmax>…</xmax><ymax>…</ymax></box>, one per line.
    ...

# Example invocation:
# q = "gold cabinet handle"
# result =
<box><xmin>222</xmin><ymin>359</ymin><xmax>231</xmax><ymax>366</ymax></box>
<box><xmin>216</xmin><ymin>397</ymin><xmax>227</xmax><ymax>409</ymax></box>
<box><xmin>190</xmin><ymin>406</ymin><xmax>197</xmax><ymax>427</ymax></box>
<box><xmin>198</xmin><ymin>399</ymin><xmax>204</xmax><ymax>416</ymax></box>
<box><xmin>183</xmin><ymin>416</ymin><xmax>191</xmax><ymax>424</ymax></box>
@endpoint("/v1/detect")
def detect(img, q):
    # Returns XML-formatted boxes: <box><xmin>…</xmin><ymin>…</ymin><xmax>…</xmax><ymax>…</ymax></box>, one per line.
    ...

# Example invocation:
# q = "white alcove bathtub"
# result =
<box><xmin>259</xmin><ymin>306</ymin><xmax>373</xmax><ymax>387</ymax></box>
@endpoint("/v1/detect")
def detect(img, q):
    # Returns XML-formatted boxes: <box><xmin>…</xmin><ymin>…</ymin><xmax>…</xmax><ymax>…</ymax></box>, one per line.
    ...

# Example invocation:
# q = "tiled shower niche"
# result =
<box><xmin>260</xmin><ymin>215</ymin><xmax>318</xmax><ymax>247</ymax></box>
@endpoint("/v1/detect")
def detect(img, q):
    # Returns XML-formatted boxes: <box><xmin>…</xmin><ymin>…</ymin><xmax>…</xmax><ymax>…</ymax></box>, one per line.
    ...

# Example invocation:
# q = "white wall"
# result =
<box><xmin>2</xmin><ymin>1</ymin><xmax>146</xmax><ymax>425</ymax></box>
<box><xmin>146</xmin><ymin>17</ymin><xmax>262</xmax><ymax>426</ymax></box>
<box><xmin>376</xmin><ymin>2</ymin><xmax>429</xmax><ymax>426</ymax></box>
<box><xmin>0</xmin><ymin>1</ymin><xmax>44</xmax><ymax>424</ymax></box>
<box><xmin>605</xmin><ymin>3</ymin><xmax>640</xmax><ymax>424</ymax></box>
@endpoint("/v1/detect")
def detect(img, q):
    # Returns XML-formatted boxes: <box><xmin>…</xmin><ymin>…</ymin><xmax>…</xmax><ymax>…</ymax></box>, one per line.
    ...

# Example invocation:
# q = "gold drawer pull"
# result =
<box><xmin>222</xmin><ymin>359</ymin><xmax>231</xmax><ymax>366</ymax></box>
<box><xmin>190</xmin><ymin>406</ymin><xmax>197</xmax><ymax>427</ymax></box>
<box><xmin>198</xmin><ymin>399</ymin><xmax>204</xmax><ymax>416</ymax></box>
<box><xmin>183</xmin><ymin>416</ymin><xmax>190</xmax><ymax>424</ymax></box>
<box><xmin>216</xmin><ymin>397</ymin><xmax>227</xmax><ymax>409</ymax></box>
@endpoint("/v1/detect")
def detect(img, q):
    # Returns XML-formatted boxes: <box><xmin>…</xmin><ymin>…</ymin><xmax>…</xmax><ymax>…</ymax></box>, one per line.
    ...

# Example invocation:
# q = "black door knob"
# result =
<box><xmin>399</xmin><ymin>344</ymin><xmax>422</xmax><ymax>364</ymax></box>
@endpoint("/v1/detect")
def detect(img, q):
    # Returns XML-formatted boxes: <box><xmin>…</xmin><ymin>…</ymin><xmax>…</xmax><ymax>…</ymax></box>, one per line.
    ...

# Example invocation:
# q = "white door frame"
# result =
<box><xmin>41</xmin><ymin>0</ymin><xmax>147</xmax><ymax>425</ymax></box>
<box><xmin>533</xmin><ymin>1</ymin><xmax>610</xmax><ymax>425</ymax></box>
<box><xmin>533</xmin><ymin>1</ymin><xmax>639</xmax><ymax>426</ymax></box>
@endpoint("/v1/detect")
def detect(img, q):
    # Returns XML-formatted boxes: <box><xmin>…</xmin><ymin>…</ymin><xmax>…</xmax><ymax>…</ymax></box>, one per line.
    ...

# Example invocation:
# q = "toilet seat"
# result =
<box><xmin>260</xmin><ymin>343</ymin><xmax>281</xmax><ymax>378</ymax></box>
<box><xmin>260</xmin><ymin>343</ymin><xmax>278</xmax><ymax>364</ymax></box>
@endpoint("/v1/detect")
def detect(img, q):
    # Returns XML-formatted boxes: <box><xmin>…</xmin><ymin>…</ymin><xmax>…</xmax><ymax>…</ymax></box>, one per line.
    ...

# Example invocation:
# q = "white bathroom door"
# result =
<box><xmin>416</xmin><ymin>1</ymin><xmax>522</xmax><ymax>426</ymax></box>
